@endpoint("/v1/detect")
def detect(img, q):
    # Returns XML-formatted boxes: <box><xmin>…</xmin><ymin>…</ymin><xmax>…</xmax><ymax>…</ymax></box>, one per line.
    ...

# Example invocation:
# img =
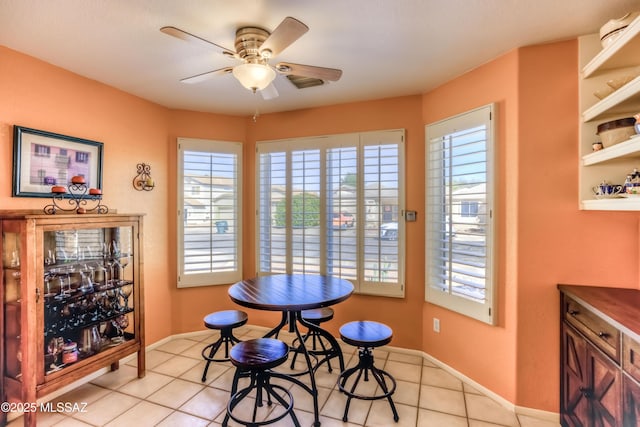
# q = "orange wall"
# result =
<box><xmin>0</xmin><ymin>46</ymin><xmax>173</xmax><ymax>345</ymax></box>
<box><xmin>422</xmin><ymin>49</ymin><xmax>520</xmax><ymax>404</ymax></box>
<box><xmin>165</xmin><ymin>110</ymin><xmax>249</xmax><ymax>334</ymax></box>
<box><xmin>422</xmin><ymin>39</ymin><xmax>640</xmax><ymax>413</ymax></box>
<box><xmin>516</xmin><ymin>42</ymin><xmax>639</xmax><ymax>411</ymax></box>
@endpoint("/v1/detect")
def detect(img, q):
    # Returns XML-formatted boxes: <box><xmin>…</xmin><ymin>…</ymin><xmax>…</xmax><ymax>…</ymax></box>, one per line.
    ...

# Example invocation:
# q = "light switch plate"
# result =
<box><xmin>405</xmin><ymin>210</ymin><xmax>417</xmax><ymax>222</ymax></box>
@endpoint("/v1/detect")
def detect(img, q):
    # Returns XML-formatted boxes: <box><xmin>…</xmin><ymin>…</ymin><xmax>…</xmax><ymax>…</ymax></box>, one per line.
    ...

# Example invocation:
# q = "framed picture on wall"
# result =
<box><xmin>12</xmin><ymin>126</ymin><xmax>104</xmax><ymax>198</ymax></box>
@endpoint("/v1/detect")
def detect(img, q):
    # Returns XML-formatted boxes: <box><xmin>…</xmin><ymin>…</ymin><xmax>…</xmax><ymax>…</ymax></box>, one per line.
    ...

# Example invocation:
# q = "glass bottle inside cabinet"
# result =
<box><xmin>42</xmin><ymin>226</ymin><xmax>136</xmax><ymax>375</ymax></box>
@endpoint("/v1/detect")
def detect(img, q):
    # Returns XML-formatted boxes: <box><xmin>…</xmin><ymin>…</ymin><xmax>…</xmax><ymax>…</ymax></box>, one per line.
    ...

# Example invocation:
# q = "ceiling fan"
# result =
<box><xmin>160</xmin><ymin>17</ymin><xmax>342</xmax><ymax>100</ymax></box>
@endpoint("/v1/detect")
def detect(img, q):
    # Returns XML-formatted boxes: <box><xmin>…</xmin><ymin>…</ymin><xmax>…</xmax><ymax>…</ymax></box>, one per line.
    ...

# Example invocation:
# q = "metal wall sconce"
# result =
<box><xmin>133</xmin><ymin>163</ymin><xmax>155</xmax><ymax>191</ymax></box>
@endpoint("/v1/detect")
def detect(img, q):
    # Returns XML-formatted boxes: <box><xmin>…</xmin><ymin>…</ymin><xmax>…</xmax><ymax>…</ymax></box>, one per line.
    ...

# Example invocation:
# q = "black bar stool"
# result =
<box><xmin>223</xmin><ymin>338</ymin><xmax>301</xmax><ymax>427</ymax></box>
<box><xmin>290</xmin><ymin>307</ymin><xmax>335</xmax><ymax>372</ymax></box>
<box><xmin>337</xmin><ymin>320</ymin><xmax>399</xmax><ymax>423</ymax></box>
<box><xmin>201</xmin><ymin>310</ymin><xmax>248</xmax><ymax>382</ymax></box>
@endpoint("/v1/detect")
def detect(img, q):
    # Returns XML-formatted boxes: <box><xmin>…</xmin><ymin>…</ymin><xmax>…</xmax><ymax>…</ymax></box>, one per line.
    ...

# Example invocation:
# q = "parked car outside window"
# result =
<box><xmin>379</xmin><ymin>222</ymin><xmax>398</xmax><ymax>240</ymax></box>
<box><xmin>332</xmin><ymin>212</ymin><xmax>355</xmax><ymax>228</ymax></box>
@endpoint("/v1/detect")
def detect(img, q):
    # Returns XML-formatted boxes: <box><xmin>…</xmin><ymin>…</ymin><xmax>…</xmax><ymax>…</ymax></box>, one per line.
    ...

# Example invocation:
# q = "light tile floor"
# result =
<box><xmin>8</xmin><ymin>325</ymin><xmax>560</xmax><ymax>426</ymax></box>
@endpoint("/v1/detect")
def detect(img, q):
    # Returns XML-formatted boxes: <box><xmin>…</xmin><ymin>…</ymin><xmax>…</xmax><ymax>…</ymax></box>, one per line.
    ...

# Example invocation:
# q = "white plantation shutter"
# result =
<box><xmin>326</xmin><ymin>145</ymin><xmax>358</xmax><ymax>280</ymax></box>
<box><xmin>290</xmin><ymin>149</ymin><xmax>322</xmax><ymax>274</ymax></box>
<box><xmin>426</xmin><ymin>104</ymin><xmax>496</xmax><ymax>324</ymax></box>
<box><xmin>258</xmin><ymin>151</ymin><xmax>287</xmax><ymax>273</ymax></box>
<box><xmin>177</xmin><ymin>138</ymin><xmax>242</xmax><ymax>287</ymax></box>
<box><xmin>257</xmin><ymin>130</ymin><xmax>404</xmax><ymax>297</ymax></box>
<box><xmin>360</xmin><ymin>135</ymin><xmax>404</xmax><ymax>296</ymax></box>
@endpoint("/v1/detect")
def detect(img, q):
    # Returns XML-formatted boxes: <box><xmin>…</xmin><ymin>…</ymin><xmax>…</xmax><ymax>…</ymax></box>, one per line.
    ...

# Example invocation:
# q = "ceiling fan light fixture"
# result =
<box><xmin>232</xmin><ymin>63</ymin><xmax>276</xmax><ymax>91</ymax></box>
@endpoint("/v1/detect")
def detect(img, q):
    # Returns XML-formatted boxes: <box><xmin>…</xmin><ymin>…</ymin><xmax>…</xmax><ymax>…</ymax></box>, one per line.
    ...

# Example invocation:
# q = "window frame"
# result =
<box><xmin>425</xmin><ymin>104</ymin><xmax>496</xmax><ymax>324</ymax></box>
<box><xmin>177</xmin><ymin>137</ymin><xmax>243</xmax><ymax>288</ymax></box>
<box><xmin>255</xmin><ymin>129</ymin><xmax>405</xmax><ymax>298</ymax></box>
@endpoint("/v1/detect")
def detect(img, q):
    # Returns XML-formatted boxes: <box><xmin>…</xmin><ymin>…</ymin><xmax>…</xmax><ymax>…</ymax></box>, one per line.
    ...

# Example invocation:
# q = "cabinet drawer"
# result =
<box><xmin>565</xmin><ymin>296</ymin><xmax>620</xmax><ymax>362</ymax></box>
<box><xmin>623</xmin><ymin>334</ymin><xmax>640</xmax><ymax>383</ymax></box>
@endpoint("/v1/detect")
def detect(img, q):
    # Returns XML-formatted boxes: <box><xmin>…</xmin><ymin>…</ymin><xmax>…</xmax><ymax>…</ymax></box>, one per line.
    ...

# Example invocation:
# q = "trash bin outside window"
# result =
<box><xmin>215</xmin><ymin>220</ymin><xmax>228</xmax><ymax>234</ymax></box>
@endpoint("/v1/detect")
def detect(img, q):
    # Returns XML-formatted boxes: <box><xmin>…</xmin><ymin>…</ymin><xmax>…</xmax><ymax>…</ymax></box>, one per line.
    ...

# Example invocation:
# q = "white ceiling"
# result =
<box><xmin>0</xmin><ymin>0</ymin><xmax>638</xmax><ymax>116</ymax></box>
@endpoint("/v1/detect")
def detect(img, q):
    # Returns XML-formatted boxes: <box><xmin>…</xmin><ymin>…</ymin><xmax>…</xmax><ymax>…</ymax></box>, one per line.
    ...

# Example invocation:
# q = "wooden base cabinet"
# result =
<box><xmin>560</xmin><ymin>285</ymin><xmax>640</xmax><ymax>427</ymax></box>
<box><xmin>624</xmin><ymin>375</ymin><xmax>640</xmax><ymax>426</ymax></box>
<box><xmin>0</xmin><ymin>212</ymin><xmax>145</xmax><ymax>427</ymax></box>
<box><xmin>562</xmin><ymin>323</ymin><xmax>622</xmax><ymax>426</ymax></box>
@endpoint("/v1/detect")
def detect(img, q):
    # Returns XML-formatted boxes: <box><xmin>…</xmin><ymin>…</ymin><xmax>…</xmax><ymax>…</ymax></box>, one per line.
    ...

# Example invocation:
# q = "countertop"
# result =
<box><xmin>559</xmin><ymin>284</ymin><xmax>640</xmax><ymax>340</ymax></box>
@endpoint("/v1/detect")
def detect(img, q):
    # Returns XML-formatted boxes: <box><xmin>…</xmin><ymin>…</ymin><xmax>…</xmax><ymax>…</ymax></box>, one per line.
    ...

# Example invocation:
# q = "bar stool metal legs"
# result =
<box><xmin>223</xmin><ymin>338</ymin><xmax>301</xmax><ymax>427</ymax></box>
<box><xmin>337</xmin><ymin>320</ymin><xmax>399</xmax><ymax>423</ymax></box>
<box><xmin>290</xmin><ymin>307</ymin><xmax>335</xmax><ymax>372</ymax></box>
<box><xmin>201</xmin><ymin>310</ymin><xmax>248</xmax><ymax>382</ymax></box>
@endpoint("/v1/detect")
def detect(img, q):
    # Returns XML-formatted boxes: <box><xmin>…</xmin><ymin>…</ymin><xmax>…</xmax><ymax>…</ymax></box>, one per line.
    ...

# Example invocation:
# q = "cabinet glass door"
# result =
<box><xmin>2</xmin><ymin>229</ymin><xmax>22</xmax><ymax>380</ymax></box>
<box><xmin>43</xmin><ymin>226</ymin><xmax>136</xmax><ymax>374</ymax></box>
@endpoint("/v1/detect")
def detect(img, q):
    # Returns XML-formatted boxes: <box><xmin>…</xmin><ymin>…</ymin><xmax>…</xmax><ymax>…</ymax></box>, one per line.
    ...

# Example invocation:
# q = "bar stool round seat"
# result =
<box><xmin>290</xmin><ymin>307</ymin><xmax>336</xmax><ymax>372</ymax></box>
<box><xmin>302</xmin><ymin>307</ymin><xmax>334</xmax><ymax>323</ymax></box>
<box><xmin>200</xmin><ymin>310</ymin><xmax>247</xmax><ymax>382</ymax></box>
<box><xmin>223</xmin><ymin>338</ymin><xmax>300</xmax><ymax>427</ymax></box>
<box><xmin>337</xmin><ymin>320</ymin><xmax>399</xmax><ymax>423</ymax></box>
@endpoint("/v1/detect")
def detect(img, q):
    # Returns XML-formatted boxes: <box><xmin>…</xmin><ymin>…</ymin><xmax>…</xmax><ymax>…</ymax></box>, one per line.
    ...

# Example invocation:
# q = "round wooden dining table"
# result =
<box><xmin>228</xmin><ymin>274</ymin><xmax>354</xmax><ymax>426</ymax></box>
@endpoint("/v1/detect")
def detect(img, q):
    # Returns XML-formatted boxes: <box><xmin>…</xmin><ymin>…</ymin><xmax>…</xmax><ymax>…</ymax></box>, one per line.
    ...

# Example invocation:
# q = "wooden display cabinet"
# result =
<box><xmin>0</xmin><ymin>212</ymin><xmax>145</xmax><ymax>427</ymax></box>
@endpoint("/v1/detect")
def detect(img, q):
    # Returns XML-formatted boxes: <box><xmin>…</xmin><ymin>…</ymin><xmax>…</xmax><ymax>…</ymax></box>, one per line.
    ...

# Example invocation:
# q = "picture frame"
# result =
<box><xmin>12</xmin><ymin>126</ymin><xmax>104</xmax><ymax>198</ymax></box>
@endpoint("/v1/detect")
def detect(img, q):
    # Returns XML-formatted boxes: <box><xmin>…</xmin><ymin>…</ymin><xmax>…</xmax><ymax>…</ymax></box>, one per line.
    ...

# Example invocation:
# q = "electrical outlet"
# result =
<box><xmin>433</xmin><ymin>318</ymin><xmax>440</xmax><ymax>333</ymax></box>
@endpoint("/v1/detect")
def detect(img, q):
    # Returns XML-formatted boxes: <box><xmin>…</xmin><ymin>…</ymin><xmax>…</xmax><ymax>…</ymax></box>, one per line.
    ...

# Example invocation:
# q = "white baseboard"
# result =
<box><xmin>381</xmin><ymin>343</ymin><xmax>560</xmax><ymax>423</ymax></box>
<box><xmin>515</xmin><ymin>405</ymin><xmax>560</xmax><ymax>423</ymax></box>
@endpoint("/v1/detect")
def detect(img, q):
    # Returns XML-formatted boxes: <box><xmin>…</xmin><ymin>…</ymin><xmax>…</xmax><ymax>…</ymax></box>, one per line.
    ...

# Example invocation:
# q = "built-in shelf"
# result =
<box><xmin>582</xmin><ymin>76</ymin><xmax>640</xmax><ymax>122</ymax></box>
<box><xmin>581</xmin><ymin>197</ymin><xmax>640</xmax><ymax>211</ymax></box>
<box><xmin>582</xmin><ymin>136</ymin><xmax>640</xmax><ymax>166</ymax></box>
<box><xmin>583</xmin><ymin>15</ymin><xmax>640</xmax><ymax>78</ymax></box>
<box><xmin>579</xmin><ymin>16</ymin><xmax>640</xmax><ymax>211</ymax></box>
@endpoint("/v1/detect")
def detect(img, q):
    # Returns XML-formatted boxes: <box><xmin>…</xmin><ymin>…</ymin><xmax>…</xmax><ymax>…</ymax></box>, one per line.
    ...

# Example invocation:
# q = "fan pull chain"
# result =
<box><xmin>252</xmin><ymin>91</ymin><xmax>260</xmax><ymax>123</ymax></box>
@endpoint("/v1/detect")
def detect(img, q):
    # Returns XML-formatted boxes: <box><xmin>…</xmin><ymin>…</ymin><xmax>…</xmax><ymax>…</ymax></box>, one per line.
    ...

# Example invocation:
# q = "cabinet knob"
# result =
<box><xmin>579</xmin><ymin>386</ymin><xmax>592</xmax><ymax>398</ymax></box>
<box><xmin>598</xmin><ymin>331</ymin><xmax>609</xmax><ymax>339</ymax></box>
<box><xmin>568</xmin><ymin>309</ymin><xmax>579</xmax><ymax>316</ymax></box>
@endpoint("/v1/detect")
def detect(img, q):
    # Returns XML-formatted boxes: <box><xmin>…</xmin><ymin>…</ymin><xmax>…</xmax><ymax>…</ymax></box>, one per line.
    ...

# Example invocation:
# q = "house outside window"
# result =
<box><xmin>460</xmin><ymin>200</ymin><xmax>479</xmax><ymax>217</ymax></box>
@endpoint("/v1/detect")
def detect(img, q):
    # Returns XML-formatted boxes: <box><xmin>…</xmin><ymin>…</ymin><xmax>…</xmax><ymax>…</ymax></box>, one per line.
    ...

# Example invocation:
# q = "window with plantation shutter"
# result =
<box><xmin>257</xmin><ymin>130</ymin><xmax>405</xmax><ymax>297</ymax></box>
<box><xmin>425</xmin><ymin>104</ymin><xmax>496</xmax><ymax>324</ymax></box>
<box><xmin>177</xmin><ymin>138</ymin><xmax>242</xmax><ymax>287</ymax></box>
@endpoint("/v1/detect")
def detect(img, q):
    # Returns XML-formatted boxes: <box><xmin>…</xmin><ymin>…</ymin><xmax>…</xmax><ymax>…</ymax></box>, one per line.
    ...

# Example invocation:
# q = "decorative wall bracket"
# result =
<box><xmin>133</xmin><ymin>163</ymin><xmax>155</xmax><ymax>191</ymax></box>
<box><xmin>43</xmin><ymin>176</ymin><xmax>108</xmax><ymax>215</ymax></box>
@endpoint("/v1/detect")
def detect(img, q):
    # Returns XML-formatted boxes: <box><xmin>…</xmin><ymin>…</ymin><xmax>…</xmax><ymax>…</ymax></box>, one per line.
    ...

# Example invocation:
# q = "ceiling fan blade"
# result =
<box><xmin>160</xmin><ymin>26</ymin><xmax>236</xmax><ymax>57</ymax></box>
<box><xmin>180</xmin><ymin>67</ymin><xmax>233</xmax><ymax>84</ymax></box>
<box><xmin>261</xmin><ymin>83</ymin><xmax>279</xmax><ymax>100</ymax></box>
<box><xmin>276</xmin><ymin>62</ymin><xmax>342</xmax><ymax>81</ymax></box>
<box><xmin>259</xmin><ymin>17</ymin><xmax>309</xmax><ymax>57</ymax></box>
